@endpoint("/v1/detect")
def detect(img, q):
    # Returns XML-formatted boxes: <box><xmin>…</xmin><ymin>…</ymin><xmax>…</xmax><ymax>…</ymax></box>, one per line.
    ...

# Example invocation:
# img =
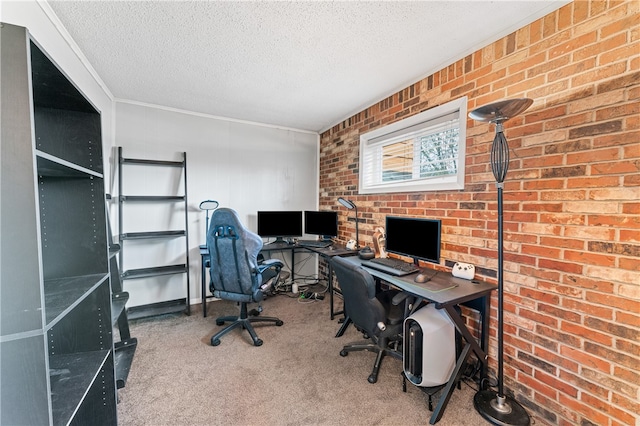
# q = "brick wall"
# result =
<box><xmin>319</xmin><ymin>1</ymin><xmax>639</xmax><ymax>425</ymax></box>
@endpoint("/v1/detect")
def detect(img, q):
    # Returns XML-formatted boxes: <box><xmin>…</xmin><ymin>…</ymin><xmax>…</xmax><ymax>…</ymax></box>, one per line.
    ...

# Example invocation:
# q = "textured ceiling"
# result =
<box><xmin>47</xmin><ymin>1</ymin><xmax>568</xmax><ymax>133</ymax></box>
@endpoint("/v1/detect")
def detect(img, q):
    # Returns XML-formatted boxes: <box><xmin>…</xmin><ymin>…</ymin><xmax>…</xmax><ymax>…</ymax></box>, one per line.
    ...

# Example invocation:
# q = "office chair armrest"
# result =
<box><xmin>392</xmin><ymin>291</ymin><xmax>411</xmax><ymax>306</ymax></box>
<box><xmin>257</xmin><ymin>258</ymin><xmax>283</xmax><ymax>273</ymax></box>
<box><xmin>259</xmin><ymin>258</ymin><xmax>283</xmax><ymax>268</ymax></box>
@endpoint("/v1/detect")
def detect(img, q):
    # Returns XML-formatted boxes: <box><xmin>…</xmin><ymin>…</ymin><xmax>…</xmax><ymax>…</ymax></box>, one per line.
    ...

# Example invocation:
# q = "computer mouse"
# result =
<box><xmin>414</xmin><ymin>273</ymin><xmax>430</xmax><ymax>283</ymax></box>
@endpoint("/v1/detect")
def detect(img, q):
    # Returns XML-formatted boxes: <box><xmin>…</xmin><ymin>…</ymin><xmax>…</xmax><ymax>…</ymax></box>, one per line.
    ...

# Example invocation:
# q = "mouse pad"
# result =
<box><xmin>415</xmin><ymin>280</ymin><xmax>458</xmax><ymax>292</ymax></box>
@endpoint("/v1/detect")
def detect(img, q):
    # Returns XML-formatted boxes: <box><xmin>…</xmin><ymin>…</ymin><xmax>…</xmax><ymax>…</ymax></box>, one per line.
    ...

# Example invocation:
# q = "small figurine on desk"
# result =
<box><xmin>372</xmin><ymin>226</ymin><xmax>387</xmax><ymax>258</ymax></box>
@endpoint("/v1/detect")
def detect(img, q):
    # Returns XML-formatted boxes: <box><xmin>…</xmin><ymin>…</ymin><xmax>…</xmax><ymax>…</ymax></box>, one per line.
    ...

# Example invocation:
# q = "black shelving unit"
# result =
<box><xmin>0</xmin><ymin>23</ymin><xmax>117</xmax><ymax>425</ymax></box>
<box><xmin>118</xmin><ymin>147</ymin><xmax>191</xmax><ymax>318</ymax></box>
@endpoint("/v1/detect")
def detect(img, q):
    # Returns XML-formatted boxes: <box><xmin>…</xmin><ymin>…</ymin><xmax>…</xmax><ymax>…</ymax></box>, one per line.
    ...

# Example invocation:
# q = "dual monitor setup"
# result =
<box><xmin>257</xmin><ymin>210</ymin><xmax>441</xmax><ymax>266</ymax></box>
<box><xmin>257</xmin><ymin>210</ymin><xmax>337</xmax><ymax>242</ymax></box>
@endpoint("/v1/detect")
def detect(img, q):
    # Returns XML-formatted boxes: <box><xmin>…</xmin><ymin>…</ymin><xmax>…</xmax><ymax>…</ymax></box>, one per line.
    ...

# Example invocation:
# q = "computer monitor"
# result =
<box><xmin>257</xmin><ymin>211</ymin><xmax>303</xmax><ymax>242</ymax></box>
<box><xmin>304</xmin><ymin>211</ymin><xmax>338</xmax><ymax>240</ymax></box>
<box><xmin>385</xmin><ymin>216</ymin><xmax>441</xmax><ymax>265</ymax></box>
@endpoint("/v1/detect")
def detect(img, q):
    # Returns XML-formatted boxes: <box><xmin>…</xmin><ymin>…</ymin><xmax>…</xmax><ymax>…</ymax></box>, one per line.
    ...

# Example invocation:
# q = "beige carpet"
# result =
<box><xmin>116</xmin><ymin>290</ymin><xmax>489</xmax><ymax>425</ymax></box>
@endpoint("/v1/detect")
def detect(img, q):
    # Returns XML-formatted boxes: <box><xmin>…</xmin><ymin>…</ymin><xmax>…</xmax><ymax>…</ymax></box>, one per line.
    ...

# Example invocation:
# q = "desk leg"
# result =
<box><xmin>429</xmin><ymin>343</ymin><xmax>472</xmax><ymax>424</ymax></box>
<box><xmin>290</xmin><ymin>247</ymin><xmax>295</xmax><ymax>282</ymax></box>
<box><xmin>328</xmin><ymin>262</ymin><xmax>344</xmax><ymax>320</ymax></box>
<box><xmin>335</xmin><ymin>317</ymin><xmax>351</xmax><ymax>337</ymax></box>
<box><xmin>443</xmin><ymin>305</ymin><xmax>486</xmax><ymax>361</ymax></box>
<box><xmin>329</xmin><ymin>262</ymin><xmax>335</xmax><ymax>320</ymax></box>
<box><xmin>427</xmin><ymin>304</ymin><xmax>488</xmax><ymax>424</ymax></box>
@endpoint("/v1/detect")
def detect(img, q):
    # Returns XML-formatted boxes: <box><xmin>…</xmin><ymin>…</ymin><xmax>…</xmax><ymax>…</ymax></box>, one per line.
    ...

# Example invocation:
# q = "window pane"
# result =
<box><xmin>382</xmin><ymin>140</ymin><xmax>413</xmax><ymax>182</ymax></box>
<box><xmin>359</xmin><ymin>96</ymin><xmax>466</xmax><ymax>194</ymax></box>
<box><xmin>419</xmin><ymin>127</ymin><xmax>459</xmax><ymax>178</ymax></box>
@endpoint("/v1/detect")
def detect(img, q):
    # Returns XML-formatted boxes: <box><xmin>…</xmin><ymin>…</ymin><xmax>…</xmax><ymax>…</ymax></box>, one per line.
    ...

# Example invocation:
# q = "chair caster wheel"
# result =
<box><xmin>340</xmin><ymin>350</ymin><xmax>348</xmax><ymax>357</ymax></box>
<box><xmin>254</xmin><ymin>339</ymin><xmax>263</xmax><ymax>346</ymax></box>
<box><xmin>368</xmin><ymin>375</ymin><xmax>377</xmax><ymax>384</ymax></box>
<box><xmin>276</xmin><ymin>320</ymin><xmax>284</xmax><ymax>326</ymax></box>
<box><xmin>211</xmin><ymin>338</ymin><xmax>221</xmax><ymax>346</ymax></box>
<box><xmin>216</xmin><ymin>320</ymin><xmax>224</xmax><ymax>326</ymax></box>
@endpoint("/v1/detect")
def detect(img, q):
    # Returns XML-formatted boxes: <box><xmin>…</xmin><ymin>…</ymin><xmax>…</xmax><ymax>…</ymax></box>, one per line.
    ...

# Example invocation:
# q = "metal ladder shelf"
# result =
<box><xmin>106</xmin><ymin>196</ymin><xmax>137</xmax><ymax>390</ymax></box>
<box><xmin>117</xmin><ymin>147</ymin><xmax>191</xmax><ymax>318</ymax></box>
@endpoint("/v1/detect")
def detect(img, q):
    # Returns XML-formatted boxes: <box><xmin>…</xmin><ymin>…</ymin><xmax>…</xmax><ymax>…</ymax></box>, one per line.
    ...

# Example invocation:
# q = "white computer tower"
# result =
<box><xmin>403</xmin><ymin>304</ymin><xmax>456</xmax><ymax>387</ymax></box>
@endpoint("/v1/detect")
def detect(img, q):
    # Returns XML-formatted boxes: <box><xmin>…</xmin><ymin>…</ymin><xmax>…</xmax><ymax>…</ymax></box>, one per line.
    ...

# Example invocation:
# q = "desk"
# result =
<box><xmin>342</xmin><ymin>256</ymin><xmax>496</xmax><ymax>425</ymax></box>
<box><xmin>200</xmin><ymin>242</ymin><xmax>356</xmax><ymax>317</ymax></box>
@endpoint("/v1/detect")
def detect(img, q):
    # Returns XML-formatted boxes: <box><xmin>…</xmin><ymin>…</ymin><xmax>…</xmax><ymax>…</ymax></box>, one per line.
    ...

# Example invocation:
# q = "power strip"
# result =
<box><xmin>301</xmin><ymin>291</ymin><xmax>324</xmax><ymax>300</ymax></box>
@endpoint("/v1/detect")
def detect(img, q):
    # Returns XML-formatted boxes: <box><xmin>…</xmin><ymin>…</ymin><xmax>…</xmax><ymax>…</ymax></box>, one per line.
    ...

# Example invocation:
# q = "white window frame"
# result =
<box><xmin>359</xmin><ymin>97</ymin><xmax>467</xmax><ymax>194</ymax></box>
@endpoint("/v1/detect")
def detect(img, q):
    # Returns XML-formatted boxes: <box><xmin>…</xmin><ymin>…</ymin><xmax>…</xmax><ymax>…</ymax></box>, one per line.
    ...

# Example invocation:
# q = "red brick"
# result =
<box><xmin>549</xmin><ymin>31</ymin><xmax>597</xmax><ymax>59</ymax></box>
<box><xmin>535</xmin><ymin>370</ymin><xmax>579</xmax><ymax>397</ymax></box>
<box><xmin>532</xmin><ymin>346</ymin><xmax>577</xmax><ymax>376</ymax></box>
<box><xmin>537</xmin><ymin>280</ymin><xmax>582</xmax><ymax>298</ymax></box>
<box><xmin>588</xmin><ymin>214</ymin><xmax>640</xmax><ymax>228</ymax></box>
<box><xmin>518</xmin><ymin>371</ymin><xmax>558</xmax><ymax>400</ymax></box>
<box><xmin>560</xmin><ymin>345</ymin><xmax>611</xmax><ymax>373</ymax></box>
<box><xmin>585</xmin><ymin>341</ymin><xmax>639</xmax><ymax>370</ymax></box>
<box><xmin>614</xmin><ymin>365</ymin><xmax>640</xmax><ymax>388</ymax></box>
<box><xmin>539</xmin><ymin>258</ymin><xmax>584</xmax><ymax>274</ymax></box>
<box><xmin>558</xmin><ymin>392</ymin><xmax>610</xmax><ymax>425</ymax></box>
<box><xmin>560</xmin><ymin>321</ymin><xmax>613</xmax><ymax>346</ymax></box>
<box><xmin>585</xmin><ymin>291</ymin><xmax>640</xmax><ymax>313</ymax></box>
<box><xmin>600</xmin><ymin>40</ymin><xmax>640</xmax><ymax>65</ymax></box>
<box><xmin>566</xmin><ymin>176</ymin><xmax>620</xmax><ymax>188</ymax></box>
<box><xmin>563</xmin><ymin>249</ymin><xmax>617</xmax><ymax>267</ymax></box>
<box><xmin>559</xmin><ymin>369</ymin><xmax>619</xmax><ymax>399</ymax></box>
<box><xmin>562</xmin><ymin>298</ymin><xmax>614</xmax><ymax>320</ymax></box>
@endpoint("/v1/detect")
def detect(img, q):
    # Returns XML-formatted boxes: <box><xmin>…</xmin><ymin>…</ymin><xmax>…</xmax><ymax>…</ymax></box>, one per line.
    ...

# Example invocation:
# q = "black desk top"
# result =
<box><xmin>199</xmin><ymin>242</ymin><xmax>357</xmax><ymax>257</ymax></box>
<box><xmin>344</xmin><ymin>256</ymin><xmax>496</xmax><ymax>307</ymax></box>
<box><xmin>302</xmin><ymin>244</ymin><xmax>358</xmax><ymax>257</ymax></box>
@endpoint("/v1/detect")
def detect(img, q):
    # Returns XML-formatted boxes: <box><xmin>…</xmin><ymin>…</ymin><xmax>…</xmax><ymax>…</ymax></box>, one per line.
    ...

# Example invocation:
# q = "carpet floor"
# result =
<box><xmin>116</xmin><ymin>290</ymin><xmax>489</xmax><ymax>425</ymax></box>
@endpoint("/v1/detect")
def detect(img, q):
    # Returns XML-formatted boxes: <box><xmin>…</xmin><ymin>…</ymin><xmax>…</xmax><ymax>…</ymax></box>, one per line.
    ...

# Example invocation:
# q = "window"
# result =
<box><xmin>359</xmin><ymin>97</ymin><xmax>467</xmax><ymax>194</ymax></box>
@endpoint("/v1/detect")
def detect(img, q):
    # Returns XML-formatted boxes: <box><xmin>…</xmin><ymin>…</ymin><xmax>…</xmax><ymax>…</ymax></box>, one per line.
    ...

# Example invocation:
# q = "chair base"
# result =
<box><xmin>211</xmin><ymin>302</ymin><xmax>283</xmax><ymax>346</ymax></box>
<box><xmin>339</xmin><ymin>339</ymin><xmax>402</xmax><ymax>383</ymax></box>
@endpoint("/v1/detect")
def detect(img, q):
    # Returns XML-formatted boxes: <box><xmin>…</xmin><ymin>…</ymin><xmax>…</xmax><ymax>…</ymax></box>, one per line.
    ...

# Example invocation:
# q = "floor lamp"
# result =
<box><xmin>199</xmin><ymin>200</ymin><xmax>219</xmax><ymax>240</ymax></box>
<box><xmin>469</xmin><ymin>98</ymin><xmax>533</xmax><ymax>426</ymax></box>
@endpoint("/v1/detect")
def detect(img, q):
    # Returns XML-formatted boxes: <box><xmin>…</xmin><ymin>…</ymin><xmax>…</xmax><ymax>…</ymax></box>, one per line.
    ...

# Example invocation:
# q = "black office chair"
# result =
<box><xmin>331</xmin><ymin>256</ymin><xmax>405</xmax><ymax>383</ymax></box>
<box><xmin>207</xmin><ymin>208</ymin><xmax>284</xmax><ymax>346</ymax></box>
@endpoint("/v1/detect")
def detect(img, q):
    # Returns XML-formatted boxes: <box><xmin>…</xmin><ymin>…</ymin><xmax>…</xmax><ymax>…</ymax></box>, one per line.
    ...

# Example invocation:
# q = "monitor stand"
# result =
<box><xmin>265</xmin><ymin>237</ymin><xmax>292</xmax><ymax>246</ymax></box>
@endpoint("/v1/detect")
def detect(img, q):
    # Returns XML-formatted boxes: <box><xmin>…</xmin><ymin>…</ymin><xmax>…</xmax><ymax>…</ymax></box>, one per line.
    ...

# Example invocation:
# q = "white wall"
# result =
<box><xmin>114</xmin><ymin>102</ymin><xmax>319</xmax><ymax>307</ymax></box>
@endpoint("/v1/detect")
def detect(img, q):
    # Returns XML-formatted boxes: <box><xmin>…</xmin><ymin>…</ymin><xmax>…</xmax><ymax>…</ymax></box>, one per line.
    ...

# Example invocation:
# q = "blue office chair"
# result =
<box><xmin>331</xmin><ymin>256</ymin><xmax>405</xmax><ymax>383</ymax></box>
<box><xmin>207</xmin><ymin>208</ymin><xmax>284</xmax><ymax>346</ymax></box>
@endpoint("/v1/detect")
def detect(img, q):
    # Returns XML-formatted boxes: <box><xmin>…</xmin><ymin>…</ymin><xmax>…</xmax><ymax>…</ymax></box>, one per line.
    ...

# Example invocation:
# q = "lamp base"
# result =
<box><xmin>474</xmin><ymin>390</ymin><xmax>530</xmax><ymax>426</ymax></box>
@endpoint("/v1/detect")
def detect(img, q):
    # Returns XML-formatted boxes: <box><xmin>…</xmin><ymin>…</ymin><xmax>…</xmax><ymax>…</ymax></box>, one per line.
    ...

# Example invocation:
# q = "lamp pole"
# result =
<box><xmin>469</xmin><ymin>99</ymin><xmax>532</xmax><ymax>426</ymax></box>
<box><xmin>353</xmin><ymin>203</ymin><xmax>360</xmax><ymax>249</ymax></box>
<box><xmin>199</xmin><ymin>200</ymin><xmax>219</xmax><ymax>241</ymax></box>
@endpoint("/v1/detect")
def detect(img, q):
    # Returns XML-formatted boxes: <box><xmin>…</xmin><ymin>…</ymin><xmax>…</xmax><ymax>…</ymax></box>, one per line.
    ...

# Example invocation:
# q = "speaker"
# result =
<box><xmin>403</xmin><ymin>304</ymin><xmax>456</xmax><ymax>387</ymax></box>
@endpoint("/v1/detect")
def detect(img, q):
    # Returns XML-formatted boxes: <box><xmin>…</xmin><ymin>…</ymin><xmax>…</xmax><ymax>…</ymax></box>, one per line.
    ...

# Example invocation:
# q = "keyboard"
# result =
<box><xmin>297</xmin><ymin>240</ymin><xmax>333</xmax><ymax>248</ymax></box>
<box><xmin>361</xmin><ymin>257</ymin><xmax>419</xmax><ymax>276</ymax></box>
